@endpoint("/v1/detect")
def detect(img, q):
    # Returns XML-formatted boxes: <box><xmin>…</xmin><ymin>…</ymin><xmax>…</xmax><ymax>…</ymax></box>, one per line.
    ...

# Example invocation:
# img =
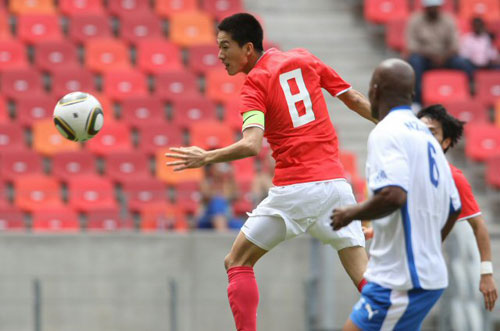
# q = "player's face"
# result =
<box><xmin>420</xmin><ymin>116</ymin><xmax>447</xmax><ymax>150</ymax></box>
<box><xmin>217</xmin><ymin>31</ymin><xmax>250</xmax><ymax>75</ymax></box>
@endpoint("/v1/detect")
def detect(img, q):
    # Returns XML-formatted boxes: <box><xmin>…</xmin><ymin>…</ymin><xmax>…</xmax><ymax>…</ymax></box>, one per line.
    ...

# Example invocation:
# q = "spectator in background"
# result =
<box><xmin>251</xmin><ymin>153</ymin><xmax>274</xmax><ymax>205</ymax></box>
<box><xmin>460</xmin><ymin>17</ymin><xmax>500</xmax><ymax>70</ymax></box>
<box><xmin>407</xmin><ymin>0</ymin><xmax>475</xmax><ymax>105</ymax></box>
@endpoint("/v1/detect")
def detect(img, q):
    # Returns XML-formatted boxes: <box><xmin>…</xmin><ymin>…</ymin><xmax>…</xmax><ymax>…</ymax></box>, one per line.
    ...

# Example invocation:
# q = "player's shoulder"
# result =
<box><xmin>449</xmin><ymin>163</ymin><xmax>470</xmax><ymax>189</ymax></box>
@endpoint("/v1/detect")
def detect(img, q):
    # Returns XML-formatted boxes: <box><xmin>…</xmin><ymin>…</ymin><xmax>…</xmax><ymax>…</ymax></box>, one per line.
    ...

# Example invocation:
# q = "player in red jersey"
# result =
<box><xmin>166</xmin><ymin>13</ymin><xmax>376</xmax><ymax>330</ymax></box>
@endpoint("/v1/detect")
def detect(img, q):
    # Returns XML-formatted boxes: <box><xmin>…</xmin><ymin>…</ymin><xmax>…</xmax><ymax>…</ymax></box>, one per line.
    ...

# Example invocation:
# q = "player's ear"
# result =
<box><xmin>245</xmin><ymin>42</ymin><xmax>254</xmax><ymax>56</ymax></box>
<box><xmin>442</xmin><ymin>137</ymin><xmax>452</xmax><ymax>152</ymax></box>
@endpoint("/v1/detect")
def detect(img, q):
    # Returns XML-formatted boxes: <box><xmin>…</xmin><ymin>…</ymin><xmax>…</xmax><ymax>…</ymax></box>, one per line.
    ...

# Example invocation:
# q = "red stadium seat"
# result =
<box><xmin>85</xmin><ymin>121</ymin><xmax>132</xmax><ymax>155</ymax></box>
<box><xmin>385</xmin><ymin>19</ymin><xmax>407</xmax><ymax>52</ymax></box>
<box><xmin>155</xmin><ymin>0</ymin><xmax>198</xmax><ymax>18</ymax></box>
<box><xmin>137</xmin><ymin>123</ymin><xmax>183</xmax><ymax>155</ymax></box>
<box><xmin>15</xmin><ymin>94</ymin><xmax>56</xmax><ymax>127</ymax></box>
<box><xmin>140</xmin><ymin>203</ymin><xmax>188</xmax><ymax>232</ymax></box>
<box><xmin>201</xmin><ymin>0</ymin><xmax>244</xmax><ymax>21</ymax></box>
<box><xmin>422</xmin><ymin>70</ymin><xmax>470</xmax><ymax>105</ymax></box>
<box><xmin>32</xmin><ymin>208</ymin><xmax>80</xmax><ymax>232</ymax></box>
<box><xmin>50</xmin><ymin>67</ymin><xmax>96</xmax><ymax>99</ymax></box>
<box><xmin>441</xmin><ymin>100</ymin><xmax>489</xmax><ymax>123</ymax></box>
<box><xmin>136</xmin><ymin>39</ymin><xmax>183</xmax><ymax>74</ymax></box>
<box><xmin>32</xmin><ymin>118</ymin><xmax>81</xmax><ymax>156</ymax></box>
<box><xmin>485</xmin><ymin>154</ymin><xmax>500</xmax><ymax>188</ymax></box>
<box><xmin>464</xmin><ymin>123</ymin><xmax>500</xmax><ymax>161</ymax></box>
<box><xmin>189</xmin><ymin>120</ymin><xmax>234</xmax><ymax>149</ymax></box>
<box><xmin>9</xmin><ymin>0</ymin><xmax>55</xmax><ymax>15</ymax></box>
<box><xmin>34</xmin><ymin>40</ymin><xmax>79</xmax><ymax>72</ymax></box>
<box><xmin>17</xmin><ymin>14</ymin><xmax>62</xmax><ymax>44</ymax></box>
<box><xmin>0</xmin><ymin>123</ymin><xmax>26</xmax><ymax>153</ymax></box>
<box><xmin>0</xmin><ymin>11</ymin><xmax>11</xmax><ymax>40</ymax></box>
<box><xmin>0</xmin><ymin>97</ymin><xmax>7</xmax><ymax>123</ymax></box>
<box><xmin>339</xmin><ymin>150</ymin><xmax>360</xmax><ymax>180</ymax></box>
<box><xmin>364</xmin><ymin>0</ymin><xmax>409</xmax><ymax>24</ymax></box>
<box><xmin>103</xmin><ymin>150</ymin><xmax>151</xmax><ymax>184</ymax></box>
<box><xmin>67</xmin><ymin>175</ymin><xmax>117</xmax><ymax>211</ymax></box>
<box><xmin>68</xmin><ymin>15</ymin><xmax>112</xmax><ymax>44</ymax></box>
<box><xmin>474</xmin><ymin>70</ymin><xmax>500</xmax><ymax>107</ymax></box>
<box><xmin>107</xmin><ymin>0</ymin><xmax>152</xmax><ymax>17</ymax></box>
<box><xmin>51</xmin><ymin>150</ymin><xmax>97</xmax><ymax>181</ymax></box>
<box><xmin>0</xmin><ymin>40</ymin><xmax>28</xmax><ymax>70</ymax></box>
<box><xmin>0</xmin><ymin>69</ymin><xmax>44</xmax><ymax>100</ymax></box>
<box><xmin>86</xmin><ymin>208</ymin><xmax>134</xmax><ymax>231</ymax></box>
<box><xmin>233</xmin><ymin>158</ymin><xmax>255</xmax><ymax>184</ymax></box>
<box><xmin>14</xmin><ymin>174</ymin><xmax>63</xmax><ymax>211</ymax></box>
<box><xmin>154</xmin><ymin>70</ymin><xmax>201</xmax><ymax>103</ymax></box>
<box><xmin>187</xmin><ymin>44</ymin><xmax>224</xmax><ymax>75</ymax></box>
<box><xmin>205</xmin><ymin>70</ymin><xmax>245</xmax><ymax>104</ymax></box>
<box><xmin>459</xmin><ymin>0</ymin><xmax>500</xmax><ymax>21</ymax></box>
<box><xmin>171</xmin><ymin>96</ymin><xmax>218</xmax><ymax>129</ymax></box>
<box><xmin>0</xmin><ymin>150</ymin><xmax>43</xmax><ymax>181</ymax></box>
<box><xmin>0</xmin><ymin>206</ymin><xmax>25</xmax><ymax>231</ymax></box>
<box><xmin>85</xmin><ymin>38</ymin><xmax>130</xmax><ymax>73</ymax></box>
<box><xmin>60</xmin><ymin>0</ymin><xmax>105</xmax><ymax>16</ymax></box>
<box><xmin>222</xmin><ymin>99</ymin><xmax>243</xmax><ymax>132</ymax></box>
<box><xmin>122</xmin><ymin>178</ymin><xmax>168</xmax><ymax>213</ymax></box>
<box><xmin>174</xmin><ymin>181</ymin><xmax>201</xmax><ymax>214</ymax></box>
<box><xmin>119</xmin><ymin>96</ymin><xmax>166</xmax><ymax>129</ymax></box>
<box><xmin>119</xmin><ymin>14</ymin><xmax>163</xmax><ymax>45</ymax></box>
<box><xmin>169</xmin><ymin>11</ymin><xmax>216</xmax><ymax>47</ymax></box>
<box><xmin>103</xmin><ymin>69</ymin><xmax>148</xmax><ymax>101</ymax></box>
<box><xmin>0</xmin><ymin>180</ymin><xmax>9</xmax><ymax>207</ymax></box>
<box><xmin>233</xmin><ymin>179</ymin><xmax>253</xmax><ymax>216</ymax></box>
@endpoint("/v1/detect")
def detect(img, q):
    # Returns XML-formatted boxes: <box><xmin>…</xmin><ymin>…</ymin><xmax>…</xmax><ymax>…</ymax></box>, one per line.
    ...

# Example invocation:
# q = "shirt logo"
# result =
<box><xmin>365</xmin><ymin>302</ymin><xmax>379</xmax><ymax>320</ymax></box>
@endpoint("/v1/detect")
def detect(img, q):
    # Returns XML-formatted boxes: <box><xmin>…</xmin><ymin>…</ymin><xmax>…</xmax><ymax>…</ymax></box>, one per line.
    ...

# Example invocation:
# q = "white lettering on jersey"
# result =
<box><xmin>279</xmin><ymin>68</ymin><xmax>315</xmax><ymax>128</ymax></box>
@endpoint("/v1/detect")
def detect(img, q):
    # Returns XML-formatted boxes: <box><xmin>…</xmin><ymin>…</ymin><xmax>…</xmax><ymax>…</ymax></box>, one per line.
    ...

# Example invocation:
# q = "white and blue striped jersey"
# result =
<box><xmin>364</xmin><ymin>106</ymin><xmax>461</xmax><ymax>290</ymax></box>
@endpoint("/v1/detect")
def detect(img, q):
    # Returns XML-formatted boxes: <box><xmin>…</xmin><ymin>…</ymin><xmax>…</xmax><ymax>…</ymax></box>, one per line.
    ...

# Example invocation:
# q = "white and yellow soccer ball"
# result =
<box><xmin>53</xmin><ymin>92</ymin><xmax>104</xmax><ymax>142</ymax></box>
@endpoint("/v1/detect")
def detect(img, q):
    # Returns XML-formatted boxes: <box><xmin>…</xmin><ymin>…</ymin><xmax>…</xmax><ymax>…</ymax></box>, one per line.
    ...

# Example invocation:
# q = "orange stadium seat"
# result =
<box><xmin>50</xmin><ymin>67</ymin><xmax>96</xmax><ymax>99</ymax></box>
<box><xmin>155</xmin><ymin>0</ymin><xmax>198</xmax><ymax>18</ymax></box>
<box><xmin>85</xmin><ymin>121</ymin><xmax>132</xmax><ymax>155</ymax></box>
<box><xmin>60</xmin><ymin>0</ymin><xmax>105</xmax><ymax>16</ymax></box>
<box><xmin>205</xmin><ymin>70</ymin><xmax>245</xmax><ymax>104</ymax></box>
<box><xmin>169</xmin><ymin>11</ymin><xmax>216</xmax><ymax>47</ymax></box>
<box><xmin>413</xmin><ymin>0</ymin><xmax>455</xmax><ymax>12</ymax></box>
<box><xmin>0</xmin><ymin>69</ymin><xmax>44</xmax><ymax>100</ymax></box>
<box><xmin>0</xmin><ymin>206</ymin><xmax>25</xmax><ymax>231</ymax></box>
<box><xmin>0</xmin><ymin>150</ymin><xmax>43</xmax><ymax>181</ymax></box>
<box><xmin>86</xmin><ymin>208</ymin><xmax>134</xmax><ymax>231</ymax></box>
<box><xmin>0</xmin><ymin>123</ymin><xmax>27</xmax><ymax>153</ymax></box>
<box><xmin>32</xmin><ymin>208</ymin><xmax>80</xmax><ymax>233</ymax></box>
<box><xmin>422</xmin><ymin>70</ymin><xmax>470</xmax><ymax>105</ymax></box>
<box><xmin>15</xmin><ymin>94</ymin><xmax>56</xmax><ymax>128</ymax></box>
<box><xmin>136</xmin><ymin>39</ymin><xmax>183</xmax><ymax>74</ymax></box>
<box><xmin>107</xmin><ymin>0</ymin><xmax>152</xmax><ymax>17</ymax></box>
<box><xmin>339</xmin><ymin>150</ymin><xmax>359</xmax><ymax>180</ymax></box>
<box><xmin>14</xmin><ymin>174</ymin><xmax>63</xmax><ymax>211</ymax></box>
<box><xmin>174</xmin><ymin>181</ymin><xmax>201</xmax><ymax>214</ymax></box>
<box><xmin>459</xmin><ymin>0</ymin><xmax>500</xmax><ymax>21</ymax></box>
<box><xmin>68</xmin><ymin>15</ymin><xmax>112</xmax><ymax>44</ymax></box>
<box><xmin>157</xmin><ymin>148</ymin><xmax>203</xmax><ymax>184</ymax></box>
<box><xmin>140</xmin><ymin>203</ymin><xmax>188</xmax><ymax>232</ymax></box>
<box><xmin>474</xmin><ymin>70</ymin><xmax>500</xmax><ymax>107</ymax></box>
<box><xmin>222</xmin><ymin>99</ymin><xmax>243</xmax><ymax>132</ymax></box>
<box><xmin>189</xmin><ymin>120</ymin><xmax>234</xmax><ymax>149</ymax></box>
<box><xmin>32</xmin><ymin>118</ymin><xmax>81</xmax><ymax>156</ymax></box>
<box><xmin>441</xmin><ymin>100</ymin><xmax>489</xmax><ymax>123</ymax></box>
<box><xmin>17</xmin><ymin>14</ymin><xmax>62</xmax><ymax>44</ymax></box>
<box><xmin>0</xmin><ymin>40</ymin><xmax>28</xmax><ymax>70</ymax></box>
<box><xmin>364</xmin><ymin>0</ymin><xmax>409</xmax><ymax>24</ymax></box>
<box><xmin>103</xmin><ymin>150</ymin><xmax>151</xmax><ymax>184</ymax></box>
<box><xmin>137</xmin><ymin>123</ymin><xmax>184</xmax><ymax>155</ymax></box>
<box><xmin>496</xmin><ymin>100</ymin><xmax>500</xmax><ymax>127</ymax></box>
<box><xmin>9</xmin><ymin>0</ymin><xmax>55</xmax><ymax>14</ymax></box>
<box><xmin>171</xmin><ymin>96</ymin><xmax>218</xmax><ymax>129</ymax></box>
<box><xmin>187</xmin><ymin>44</ymin><xmax>224</xmax><ymax>75</ymax></box>
<box><xmin>85</xmin><ymin>38</ymin><xmax>130</xmax><ymax>73</ymax></box>
<box><xmin>51</xmin><ymin>150</ymin><xmax>97</xmax><ymax>181</ymax></box>
<box><xmin>103</xmin><ymin>69</ymin><xmax>148</xmax><ymax>101</ymax></box>
<box><xmin>233</xmin><ymin>157</ymin><xmax>256</xmax><ymax>184</ymax></box>
<box><xmin>119</xmin><ymin>96</ymin><xmax>166</xmax><ymax>129</ymax></box>
<box><xmin>119</xmin><ymin>13</ymin><xmax>163</xmax><ymax>45</ymax></box>
<box><xmin>201</xmin><ymin>0</ymin><xmax>244</xmax><ymax>21</ymax></box>
<box><xmin>67</xmin><ymin>174</ymin><xmax>117</xmax><ymax>211</ymax></box>
<box><xmin>154</xmin><ymin>70</ymin><xmax>201</xmax><ymax>103</ymax></box>
<box><xmin>34</xmin><ymin>40</ymin><xmax>79</xmax><ymax>72</ymax></box>
<box><xmin>122</xmin><ymin>178</ymin><xmax>168</xmax><ymax>213</ymax></box>
<box><xmin>385</xmin><ymin>19</ymin><xmax>407</xmax><ymax>52</ymax></box>
<box><xmin>464</xmin><ymin>123</ymin><xmax>500</xmax><ymax>161</ymax></box>
<box><xmin>0</xmin><ymin>11</ymin><xmax>11</xmax><ymax>40</ymax></box>
<box><xmin>485</xmin><ymin>154</ymin><xmax>500</xmax><ymax>188</ymax></box>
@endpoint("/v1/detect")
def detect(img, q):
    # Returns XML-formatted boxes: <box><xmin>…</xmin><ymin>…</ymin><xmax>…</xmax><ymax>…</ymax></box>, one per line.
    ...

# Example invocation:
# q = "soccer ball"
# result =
<box><xmin>53</xmin><ymin>92</ymin><xmax>104</xmax><ymax>142</ymax></box>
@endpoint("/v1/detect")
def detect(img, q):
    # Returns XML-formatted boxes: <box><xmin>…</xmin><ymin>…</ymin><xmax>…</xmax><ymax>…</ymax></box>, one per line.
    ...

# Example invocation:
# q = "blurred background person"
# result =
<box><xmin>460</xmin><ymin>17</ymin><xmax>500</xmax><ymax>70</ymax></box>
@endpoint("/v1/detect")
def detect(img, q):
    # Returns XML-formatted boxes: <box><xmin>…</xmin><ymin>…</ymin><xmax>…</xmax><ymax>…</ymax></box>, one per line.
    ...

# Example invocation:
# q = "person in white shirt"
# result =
<box><xmin>331</xmin><ymin>58</ymin><xmax>462</xmax><ymax>331</ymax></box>
<box><xmin>460</xmin><ymin>17</ymin><xmax>499</xmax><ymax>69</ymax></box>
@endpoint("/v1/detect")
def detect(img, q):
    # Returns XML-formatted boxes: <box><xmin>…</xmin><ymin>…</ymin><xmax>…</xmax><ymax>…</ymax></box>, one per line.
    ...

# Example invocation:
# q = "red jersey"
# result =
<box><xmin>239</xmin><ymin>48</ymin><xmax>351</xmax><ymax>186</ymax></box>
<box><xmin>449</xmin><ymin>163</ymin><xmax>481</xmax><ymax>221</ymax></box>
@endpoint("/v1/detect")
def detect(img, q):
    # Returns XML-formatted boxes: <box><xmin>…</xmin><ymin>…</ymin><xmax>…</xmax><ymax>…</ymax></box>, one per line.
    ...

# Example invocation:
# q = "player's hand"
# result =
<box><xmin>362</xmin><ymin>226</ymin><xmax>374</xmax><ymax>240</ymax></box>
<box><xmin>330</xmin><ymin>207</ymin><xmax>354</xmax><ymax>231</ymax></box>
<box><xmin>165</xmin><ymin>146</ymin><xmax>208</xmax><ymax>171</ymax></box>
<box><xmin>480</xmin><ymin>274</ymin><xmax>498</xmax><ymax>311</ymax></box>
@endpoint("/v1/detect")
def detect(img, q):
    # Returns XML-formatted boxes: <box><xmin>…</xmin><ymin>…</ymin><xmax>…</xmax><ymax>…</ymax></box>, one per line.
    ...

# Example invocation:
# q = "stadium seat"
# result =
<box><xmin>103</xmin><ymin>150</ymin><xmax>151</xmax><ymax>184</ymax></box>
<box><xmin>413</xmin><ymin>0</ymin><xmax>455</xmax><ymax>11</ymax></box>
<box><xmin>90</xmin><ymin>93</ymin><xmax>116</xmax><ymax>121</ymax></box>
<box><xmin>464</xmin><ymin>123</ymin><xmax>500</xmax><ymax>161</ymax></box>
<box><xmin>14</xmin><ymin>174</ymin><xmax>63</xmax><ymax>211</ymax></box>
<box><xmin>68</xmin><ymin>15</ymin><xmax>112</xmax><ymax>44</ymax></box>
<box><xmin>34</xmin><ymin>40</ymin><xmax>79</xmax><ymax>72</ymax></box>
<box><xmin>174</xmin><ymin>181</ymin><xmax>201</xmax><ymax>214</ymax></box>
<box><xmin>385</xmin><ymin>19</ymin><xmax>406</xmax><ymax>52</ymax></box>
<box><xmin>0</xmin><ymin>97</ymin><xmax>8</xmax><ymax>123</ymax></box>
<box><xmin>153</xmin><ymin>70</ymin><xmax>201</xmax><ymax>103</ymax></box>
<box><xmin>85</xmin><ymin>121</ymin><xmax>132</xmax><ymax>155</ymax></box>
<box><xmin>0</xmin><ymin>40</ymin><xmax>28</xmax><ymax>70</ymax></box>
<box><xmin>201</xmin><ymin>0</ymin><xmax>244</xmax><ymax>21</ymax></box>
<box><xmin>50</xmin><ymin>67</ymin><xmax>96</xmax><ymax>99</ymax></box>
<box><xmin>107</xmin><ymin>0</ymin><xmax>152</xmax><ymax>17</ymax></box>
<box><xmin>496</xmin><ymin>100</ymin><xmax>500</xmax><ymax>127</ymax></box>
<box><xmin>17</xmin><ymin>14</ymin><xmax>62</xmax><ymax>44</ymax></box>
<box><xmin>0</xmin><ymin>11</ymin><xmax>11</xmax><ymax>40</ymax></box>
<box><xmin>233</xmin><ymin>179</ymin><xmax>253</xmax><ymax>216</ymax></box>
<box><xmin>67</xmin><ymin>174</ymin><xmax>117</xmax><ymax>211</ymax></box>
<box><xmin>459</xmin><ymin>0</ymin><xmax>500</xmax><ymax>21</ymax></box>
<box><xmin>222</xmin><ymin>99</ymin><xmax>243</xmax><ymax>132</ymax></box>
<box><xmin>0</xmin><ymin>180</ymin><xmax>9</xmax><ymax>207</ymax></box>
<box><xmin>485</xmin><ymin>154</ymin><xmax>500</xmax><ymax>188</ymax></box>
<box><xmin>233</xmin><ymin>157</ymin><xmax>255</xmax><ymax>184</ymax></box>
<box><xmin>137</xmin><ymin>123</ymin><xmax>183</xmax><ymax>155</ymax></box>
<box><xmin>102</xmin><ymin>69</ymin><xmax>148</xmax><ymax>101</ymax></box>
<box><xmin>59</xmin><ymin>0</ymin><xmax>105</xmax><ymax>16</ymax></box>
<box><xmin>15</xmin><ymin>94</ymin><xmax>56</xmax><ymax>127</ymax></box>
<box><xmin>156</xmin><ymin>148</ymin><xmax>203</xmax><ymax>184</ymax></box>
<box><xmin>136</xmin><ymin>39</ymin><xmax>183</xmax><ymax>74</ymax></box>
<box><xmin>187</xmin><ymin>44</ymin><xmax>224</xmax><ymax>75</ymax></box>
<box><xmin>32</xmin><ymin>118</ymin><xmax>81</xmax><ymax>156</ymax></box>
<box><xmin>86</xmin><ymin>208</ymin><xmax>134</xmax><ymax>231</ymax></box>
<box><xmin>0</xmin><ymin>206</ymin><xmax>25</xmax><ymax>231</ymax></box>
<box><xmin>155</xmin><ymin>0</ymin><xmax>198</xmax><ymax>18</ymax></box>
<box><xmin>140</xmin><ymin>203</ymin><xmax>188</xmax><ymax>232</ymax></box>
<box><xmin>339</xmin><ymin>150</ymin><xmax>359</xmax><ymax>180</ymax></box>
<box><xmin>51</xmin><ymin>150</ymin><xmax>97</xmax><ymax>181</ymax></box>
<box><xmin>0</xmin><ymin>150</ymin><xmax>43</xmax><ymax>181</ymax></box>
<box><xmin>364</xmin><ymin>0</ymin><xmax>409</xmax><ymax>24</ymax></box>
<box><xmin>9</xmin><ymin>0</ymin><xmax>55</xmax><ymax>14</ymax></box>
<box><xmin>171</xmin><ymin>96</ymin><xmax>218</xmax><ymax>129</ymax></box>
<box><xmin>0</xmin><ymin>123</ymin><xmax>27</xmax><ymax>153</ymax></box>
<box><xmin>169</xmin><ymin>11</ymin><xmax>216</xmax><ymax>47</ymax></box>
<box><xmin>119</xmin><ymin>96</ymin><xmax>166</xmax><ymax>129</ymax></box>
<box><xmin>119</xmin><ymin>13</ymin><xmax>163</xmax><ymax>45</ymax></box>
<box><xmin>441</xmin><ymin>100</ymin><xmax>489</xmax><ymax>123</ymax></box>
<box><xmin>122</xmin><ymin>178</ymin><xmax>168</xmax><ymax>213</ymax></box>
<box><xmin>205</xmin><ymin>70</ymin><xmax>245</xmax><ymax>104</ymax></box>
<box><xmin>422</xmin><ymin>70</ymin><xmax>470</xmax><ymax>105</ymax></box>
<box><xmin>189</xmin><ymin>120</ymin><xmax>235</xmax><ymax>149</ymax></box>
<box><xmin>32</xmin><ymin>208</ymin><xmax>80</xmax><ymax>232</ymax></box>
<box><xmin>0</xmin><ymin>69</ymin><xmax>44</xmax><ymax>100</ymax></box>
<box><xmin>85</xmin><ymin>38</ymin><xmax>130</xmax><ymax>73</ymax></box>
<box><xmin>474</xmin><ymin>70</ymin><xmax>500</xmax><ymax>107</ymax></box>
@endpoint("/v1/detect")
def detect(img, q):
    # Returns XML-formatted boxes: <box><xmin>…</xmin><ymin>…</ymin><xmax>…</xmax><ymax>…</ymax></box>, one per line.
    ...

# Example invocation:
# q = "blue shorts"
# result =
<box><xmin>350</xmin><ymin>282</ymin><xmax>444</xmax><ymax>331</ymax></box>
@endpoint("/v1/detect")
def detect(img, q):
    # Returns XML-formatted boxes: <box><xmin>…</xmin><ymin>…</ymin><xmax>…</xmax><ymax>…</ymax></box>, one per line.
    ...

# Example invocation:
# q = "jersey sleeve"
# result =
<box><xmin>313</xmin><ymin>56</ymin><xmax>351</xmax><ymax>97</ymax></box>
<box><xmin>239</xmin><ymin>74</ymin><xmax>267</xmax><ymax>115</ymax></box>
<box><xmin>452</xmin><ymin>169</ymin><xmax>481</xmax><ymax>221</ymax></box>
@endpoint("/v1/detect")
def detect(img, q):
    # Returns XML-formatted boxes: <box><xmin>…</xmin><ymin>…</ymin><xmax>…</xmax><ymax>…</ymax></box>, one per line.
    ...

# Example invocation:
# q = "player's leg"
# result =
<box><xmin>338</xmin><ymin>245</ymin><xmax>369</xmax><ymax>289</ymax></box>
<box><xmin>342</xmin><ymin>318</ymin><xmax>361</xmax><ymax>331</ymax></box>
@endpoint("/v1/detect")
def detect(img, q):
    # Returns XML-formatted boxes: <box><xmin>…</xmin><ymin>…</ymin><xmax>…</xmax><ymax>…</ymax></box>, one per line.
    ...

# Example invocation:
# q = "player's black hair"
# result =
<box><xmin>217</xmin><ymin>13</ymin><xmax>264</xmax><ymax>52</ymax></box>
<box><xmin>417</xmin><ymin>104</ymin><xmax>465</xmax><ymax>153</ymax></box>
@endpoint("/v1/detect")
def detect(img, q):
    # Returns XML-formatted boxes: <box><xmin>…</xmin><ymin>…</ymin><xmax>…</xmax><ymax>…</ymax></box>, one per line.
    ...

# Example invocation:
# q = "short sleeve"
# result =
<box><xmin>311</xmin><ymin>55</ymin><xmax>351</xmax><ymax>97</ymax></box>
<box><xmin>452</xmin><ymin>169</ymin><xmax>480</xmax><ymax>221</ymax></box>
<box><xmin>239</xmin><ymin>74</ymin><xmax>267</xmax><ymax>115</ymax></box>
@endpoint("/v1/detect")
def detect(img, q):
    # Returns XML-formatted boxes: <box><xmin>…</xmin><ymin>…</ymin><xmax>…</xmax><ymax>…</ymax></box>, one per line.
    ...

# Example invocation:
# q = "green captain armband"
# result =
<box><xmin>242</xmin><ymin>110</ymin><xmax>265</xmax><ymax>131</ymax></box>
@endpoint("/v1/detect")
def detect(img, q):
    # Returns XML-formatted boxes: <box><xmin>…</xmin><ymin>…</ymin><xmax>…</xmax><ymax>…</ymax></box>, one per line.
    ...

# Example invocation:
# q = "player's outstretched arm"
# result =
<box><xmin>337</xmin><ymin>89</ymin><xmax>378</xmax><ymax>124</ymax></box>
<box><xmin>165</xmin><ymin>127</ymin><xmax>264</xmax><ymax>171</ymax></box>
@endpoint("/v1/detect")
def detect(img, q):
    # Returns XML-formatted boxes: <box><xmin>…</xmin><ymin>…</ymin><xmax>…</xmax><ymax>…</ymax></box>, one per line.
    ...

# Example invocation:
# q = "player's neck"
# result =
<box><xmin>243</xmin><ymin>51</ymin><xmax>264</xmax><ymax>74</ymax></box>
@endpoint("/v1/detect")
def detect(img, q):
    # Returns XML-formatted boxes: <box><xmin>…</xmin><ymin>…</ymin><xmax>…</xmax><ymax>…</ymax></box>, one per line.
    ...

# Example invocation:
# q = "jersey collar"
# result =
<box><xmin>389</xmin><ymin>105</ymin><xmax>412</xmax><ymax>113</ymax></box>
